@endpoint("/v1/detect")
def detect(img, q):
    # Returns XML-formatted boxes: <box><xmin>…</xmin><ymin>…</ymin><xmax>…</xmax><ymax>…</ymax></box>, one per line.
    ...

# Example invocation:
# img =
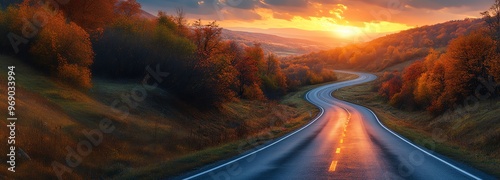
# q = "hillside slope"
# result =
<box><xmin>0</xmin><ymin>55</ymin><xmax>343</xmax><ymax>178</ymax></box>
<box><xmin>222</xmin><ymin>29</ymin><xmax>333</xmax><ymax>56</ymax></box>
<box><xmin>292</xmin><ymin>18</ymin><xmax>485</xmax><ymax>71</ymax></box>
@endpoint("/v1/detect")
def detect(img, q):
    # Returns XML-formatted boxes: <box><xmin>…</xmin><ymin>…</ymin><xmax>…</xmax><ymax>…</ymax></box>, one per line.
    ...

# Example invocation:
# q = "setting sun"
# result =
<box><xmin>334</xmin><ymin>26</ymin><xmax>360</xmax><ymax>39</ymax></box>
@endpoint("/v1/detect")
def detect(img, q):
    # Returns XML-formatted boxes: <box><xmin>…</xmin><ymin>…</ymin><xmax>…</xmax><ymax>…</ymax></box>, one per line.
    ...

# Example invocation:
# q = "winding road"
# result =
<box><xmin>177</xmin><ymin>71</ymin><xmax>495</xmax><ymax>180</ymax></box>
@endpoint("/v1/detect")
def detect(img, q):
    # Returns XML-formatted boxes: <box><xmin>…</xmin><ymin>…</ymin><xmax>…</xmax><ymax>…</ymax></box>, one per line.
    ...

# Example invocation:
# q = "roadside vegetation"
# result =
<box><xmin>0</xmin><ymin>0</ymin><xmax>337</xmax><ymax>107</ymax></box>
<box><xmin>331</xmin><ymin>1</ymin><xmax>500</xmax><ymax>177</ymax></box>
<box><xmin>0</xmin><ymin>55</ymin><xmax>357</xmax><ymax>178</ymax></box>
<box><xmin>0</xmin><ymin>0</ymin><xmax>342</xmax><ymax>179</ymax></box>
<box><xmin>334</xmin><ymin>76</ymin><xmax>500</xmax><ymax>177</ymax></box>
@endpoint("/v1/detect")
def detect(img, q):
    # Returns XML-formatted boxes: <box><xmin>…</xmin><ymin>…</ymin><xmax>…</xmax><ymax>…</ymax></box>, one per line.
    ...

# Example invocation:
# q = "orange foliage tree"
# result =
<box><xmin>378</xmin><ymin>71</ymin><xmax>402</xmax><ymax>100</ymax></box>
<box><xmin>30</xmin><ymin>12</ymin><xmax>94</xmax><ymax>89</ymax></box>
<box><xmin>3</xmin><ymin>2</ymin><xmax>94</xmax><ymax>89</ymax></box>
<box><xmin>116</xmin><ymin>0</ymin><xmax>142</xmax><ymax>18</ymax></box>
<box><xmin>235</xmin><ymin>44</ymin><xmax>265</xmax><ymax>100</ymax></box>
<box><xmin>414</xmin><ymin>50</ymin><xmax>445</xmax><ymax>108</ymax></box>
<box><xmin>380</xmin><ymin>30</ymin><xmax>499</xmax><ymax>114</ymax></box>
<box><xmin>390</xmin><ymin>60</ymin><xmax>424</xmax><ymax>110</ymax></box>
<box><xmin>436</xmin><ymin>30</ymin><xmax>496</xmax><ymax>112</ymax></box>
<box><xmin>283</xmin><ymin>64</ymin><xmax>310</xmax><ymax>90</ymax></box>
<box><xmin>60</xmin><ymin>0</ymin><xmax>118</xmax><ymax>33</ymax></box>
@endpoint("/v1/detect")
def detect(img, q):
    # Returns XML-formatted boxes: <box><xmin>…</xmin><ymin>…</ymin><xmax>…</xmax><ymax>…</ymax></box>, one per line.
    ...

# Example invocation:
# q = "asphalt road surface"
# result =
<box><xmin>176</xmin><ymin>71</ymin><xmax>495</xmax><ymax>180</ymax></box>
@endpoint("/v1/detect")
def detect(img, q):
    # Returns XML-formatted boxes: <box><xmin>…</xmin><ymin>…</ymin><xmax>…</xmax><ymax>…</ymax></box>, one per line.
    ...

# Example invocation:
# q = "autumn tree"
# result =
<box><xmin>173</xmin><ymin>8</ymin><xmax>190</xmax><ymax>37</ymax></box>
<box><xmin>116</xmin><ymin>0</ymin><xmax>142</xmax><ymax>18</ymax></box>
<box><xmin>390</xmin><ymin>60</ymin><xmax>424</xmax><ymax>110</ymax></box>
<box><xmin>378</xmin><ymin>71</ymin><xmax>402</xmax><ymax>100</ymax></box>
<box><xmin>60</xmin><ymin>0</ymin><xmax>118</xmax><ymax>33</ymax></box>
<box><xmin>226</xmin><ymin>41</ymin><xmax>244</xmax><ymax>66</ymax></box>
<box><xmin>188</xmin><ymin>39</ymin><xmax>239</xmax><ymax>106</ymax></box>
<box><xmin>23</xmin><ymin>7</ymin><xmax>94</xmax><ymax>89</ymax></box>
<box><xmin>431</xmin><ymin>30</ymin><xmax>496</xmax><ymax>113</ymax></box>
<box><xmin>190</xmin><ymin>20</ymin><xmax>222</xmax><ymax>60</ymax></box>
<box><xmin>94</xmin><ymin>15</ymin><xmax>238</xmax><ymax>107</ymax></box>
<box><xmin>156</xmin><ymin>11</ymin><xmax>183</xmax><ymax>38</ymax></box>
<box><xmin>422</xmin><ymin>49</ymin><xmax>441</xmax><ymax>70</ymax></box>
<box><xmin>482</xmin><ymin>0</ymin><xmax>500</xmax><ymax>82</ymax></box>
<box><xmin>260</xmin><ymin>54</ymin><xmax>287</xmax><ymax>98</ymax></box>
<box><xmin>417</xmin><ymin>62</ymin><xmax>446</xmax><ymax>113</ymax></box>
<box><xmin>378</xmin><ymin>29</ymin><xmax>498</xmax><ymax>114</ymax></box>
<box><xmin>284</xmin><ymin>64</ymin><xmax>310</xmax><ymax>90</ymax></box>
<box><xmin>234</xmin><ymin>44</ymin><xmax>265</xmax><ymax>100</ymax></box>
<box><xmin>481</xmin><ymin>0</ymin><xmax>500</xmax><ymax>51</ymax></box>
<box><xmin>414</xmin><ymin>50</ymin><xmax>445</xmax><ymax>108</ymax></box>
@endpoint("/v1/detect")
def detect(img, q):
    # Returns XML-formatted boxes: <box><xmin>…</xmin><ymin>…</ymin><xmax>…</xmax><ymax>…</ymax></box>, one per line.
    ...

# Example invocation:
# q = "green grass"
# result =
<box><xmin>333</xmin><ymin>77</ymin><xmax>500</xmax><ymax>178</ymax></box>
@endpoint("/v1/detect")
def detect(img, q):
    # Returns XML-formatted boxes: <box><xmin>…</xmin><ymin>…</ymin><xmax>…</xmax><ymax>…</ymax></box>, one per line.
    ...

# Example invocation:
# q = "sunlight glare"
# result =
<box><xmin>334</xmin><ymin>26</ymin><xmax>359</xmax><ymax>39</ymax></box>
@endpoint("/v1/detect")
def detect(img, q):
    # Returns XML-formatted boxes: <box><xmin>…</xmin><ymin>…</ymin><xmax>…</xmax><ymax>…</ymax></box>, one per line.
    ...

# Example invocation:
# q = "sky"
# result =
<box><xmin>137</xmin><ymin>0</ymin><xmax>493</xmax><ymax>40</ymax></box>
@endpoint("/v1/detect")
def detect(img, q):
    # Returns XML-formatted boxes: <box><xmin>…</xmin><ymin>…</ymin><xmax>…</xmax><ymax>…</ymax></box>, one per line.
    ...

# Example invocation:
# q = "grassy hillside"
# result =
<box><xmin>333</xmin><ymin>73</ymin><xmax>500</xmax><ymax>177</ymax></box>
<box><xmin>0</xmin><ymin>55</ymin><xmax>356</xmax><ymax>179</ymax></box>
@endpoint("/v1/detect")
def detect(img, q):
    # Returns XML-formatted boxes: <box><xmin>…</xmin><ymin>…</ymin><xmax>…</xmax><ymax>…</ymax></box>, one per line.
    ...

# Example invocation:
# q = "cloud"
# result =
<box><xmin>264</xmin><ymin>0</ymin><xmax>309</xmax><ymax>7</ymax></box>
<box><xmin>137</xmin><ymin>0</ymin><xmax>494</xmax><ymax>28</ymax></box>
<box><xmin>406</xmin><ymin>0</ymin><xmax>492</xmax><ymax>10</ymax></box>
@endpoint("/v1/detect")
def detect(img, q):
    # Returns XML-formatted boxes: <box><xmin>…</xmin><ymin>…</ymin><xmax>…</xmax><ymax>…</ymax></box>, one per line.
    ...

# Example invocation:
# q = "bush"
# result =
<box><xmin>29</xmin><ymin>12</ymin><xmax>93</xmax><ymax>89</ymax></box>
<box><xmin>242</xmin><ymin>84</ymin><xmax>265</xmax><ymax>100</ymax></box>
<box><xmin>57</xmin><ymin>62</ymin><xmax>92</xmax><ymax>89</ymax></box>
<box><xmin>1</xmin><ymin>3</ymin><xmax>94</xmax><ymax>90</ymax></box>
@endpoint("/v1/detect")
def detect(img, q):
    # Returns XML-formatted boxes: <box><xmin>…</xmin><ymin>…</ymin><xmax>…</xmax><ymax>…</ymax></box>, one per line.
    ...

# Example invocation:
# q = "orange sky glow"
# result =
<box><xmin>138</xmin><ymin>0</ymin><xmax>493</xmax><ymax>42</ymax></box>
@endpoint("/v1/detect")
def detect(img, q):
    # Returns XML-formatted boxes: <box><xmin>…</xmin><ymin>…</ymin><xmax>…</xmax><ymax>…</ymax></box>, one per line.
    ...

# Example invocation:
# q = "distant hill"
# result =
<box><xmin>228</xmin><ymin>27</ymin><xmax>341</xmax><ymax>48</ymax></box>
<box><xmin>139</xmin><ymin>9</ymin><xmax>156</xmax><ymax>20</ymax></box>
<box><xmin>228</xmin><ymin>27</ymin><xmax>390</xmax><ymax>47</ymax></box>
<box><xmin>290</xmin><ymin>18</ymin><xmax>485</xmax><ymax>71</ymax></box>
<box><xmin>221</xmin><ymin>29</ymin><xmax>334</xmax><ymax>56</ymax></box>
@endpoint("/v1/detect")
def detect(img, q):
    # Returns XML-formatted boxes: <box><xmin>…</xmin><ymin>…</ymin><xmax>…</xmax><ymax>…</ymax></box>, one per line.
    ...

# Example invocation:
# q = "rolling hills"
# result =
<box><xmin>221</xmin><ymin>29</ymin><xmax>334</xmax><ymax>56</ymax></box>
<box><xmin>291</xmin><ymin>18</ymin><xmax>485</xmax><ymax>71</ymax></box>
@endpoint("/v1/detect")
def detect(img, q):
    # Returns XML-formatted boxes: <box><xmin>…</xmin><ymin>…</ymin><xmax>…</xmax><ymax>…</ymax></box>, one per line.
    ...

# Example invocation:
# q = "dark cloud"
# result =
<box><xmin>139</xmin><ymin>0</ymin><xmax>264</xmax><ymax>15</ymax></box>
<box><xmin>407</xmin><ymin>0</ymin><xmax>492</xmax><ymax>10</ymax></box>
<box><xmin>217</xmin><ymin>0</ymin><xmax>264</xmax><ymax>9</ymax></box>
<box><xmin>264</xmin><ymin>0</ymin><xmax>309</xmax><ymax>7</ymax></box>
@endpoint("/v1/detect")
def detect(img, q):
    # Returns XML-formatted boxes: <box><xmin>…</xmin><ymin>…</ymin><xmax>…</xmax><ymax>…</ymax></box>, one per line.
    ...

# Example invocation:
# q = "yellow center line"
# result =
<box><xmin>340</xmin><ymin>139</ymin><xmax>343</xmax><ymax>143</ymax></box>
<box><xmin>336</xmin><ymin>148</ymin><xmax>341</xmax><ymax>154</ymax></box>
<box><xmin>329</xmin><ymin>161</ymin><xmax>338</xmax><ymax>172</ymax></box>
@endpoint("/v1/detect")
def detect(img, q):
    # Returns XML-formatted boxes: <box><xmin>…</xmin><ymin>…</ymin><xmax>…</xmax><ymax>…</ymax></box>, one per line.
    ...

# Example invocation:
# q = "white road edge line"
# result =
<box><xmin>366</xmin><ymin>109</ymin><xmax>482</xmax><ymax>180</ymax></box>
<box><xmin>183</xmin><ymin>90</ymin><xmax>326</xmax><ymax>180</ymax></box>
<box><xmin>184</xmin><ymin>72</ymin><xmax>482</xmax><ymax>180</ymax></box>
<box><xmin>326</xmin><ymin>73</ymin><xmax>481</xmax><ymax>179</ymax></box>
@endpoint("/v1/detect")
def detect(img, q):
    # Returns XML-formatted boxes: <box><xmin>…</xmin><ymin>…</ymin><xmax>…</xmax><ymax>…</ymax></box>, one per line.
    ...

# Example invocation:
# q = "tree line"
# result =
<box><xmin>0</xmin><ymin>0</ymin><xmax>337</xmax><ymax>107</ymax></box>
<box><xmin>376</xmin><ymin>1</ymin><xmax>500</xmax><ymax>114</ymax></box>
<box><xmin>289</xmin><ymin>17</ymin><xmax>485</xmax><ymax>72</ymax></box>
